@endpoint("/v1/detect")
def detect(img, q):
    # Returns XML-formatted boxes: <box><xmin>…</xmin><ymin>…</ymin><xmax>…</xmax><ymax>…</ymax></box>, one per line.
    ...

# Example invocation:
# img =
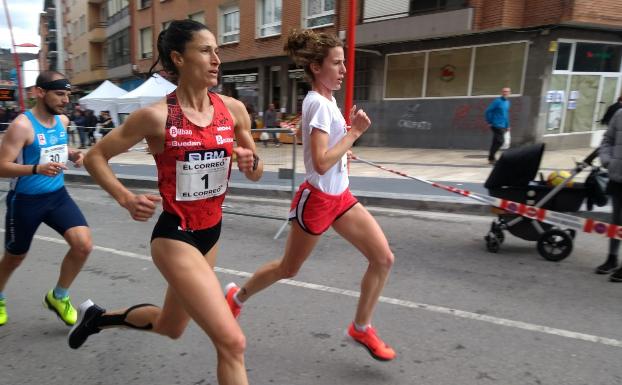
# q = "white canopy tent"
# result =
<box><xmin>79</xmin><ymin>80</ymin><xmax>128</xmax><ymax>126</ymax></box>
<box><xmin>116</xmin><ymin>74</ymin><xmax>177</xmax><ymax>114</ymax></box>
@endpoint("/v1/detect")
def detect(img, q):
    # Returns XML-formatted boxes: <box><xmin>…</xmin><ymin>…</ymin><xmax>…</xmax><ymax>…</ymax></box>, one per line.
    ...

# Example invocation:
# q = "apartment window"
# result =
<box><xmin>140</xmin><ymin>0</ymin><xmax>152</xmax><ymax>9</ymax></box>
<box><xmin>106</xmin><ymin>28</ymin><xmax>130</xmax><ymax>68</ymax></box>
<box><xmin>304</xmin><ymin>0</ymin><xmax>335</xmax><ymax>28</ymax></box>
<box><xmin>139</xmin><ymin>27</ymin><xmax>153</xmax><ymax>59</ymax></box>
<box><xmin>162</xmin><ymin>20</ymin><xmax>172</xmax><ymax>31</ymax></box>
<box><xmin>221</xmin><ymin>6</ymin><xmax>239</xmax><ymax>44</ymax></box>
<box><xmin>189</xmin><ymin>11</ymin><xmax>205</xmax><ymax>25</ymax></box>
<box><xmin>107</xmin><ymin>0</ymin><xmax>129</xmax><ymax>18</ymax></box>
<box><xmin>410</xmin><ymin>0</ymin><xmax>466</xmax><ymax>15</ymax></box>
<box><xmin>472</xmin><ymin>43</ymin><xmax>526</xmax><ymax>96</ymax></box>
<box><xmin>258</xmin><ymin>0</ymin><xmax>281</xmax><ymax>37</ymax></box>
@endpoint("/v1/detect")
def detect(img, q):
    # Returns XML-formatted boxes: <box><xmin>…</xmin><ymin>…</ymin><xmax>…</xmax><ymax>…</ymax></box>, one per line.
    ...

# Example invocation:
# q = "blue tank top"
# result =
<box><xmin>10</xmin><ymin>110</ymin><xmax>67</xmax><ymax>194</ymax></box>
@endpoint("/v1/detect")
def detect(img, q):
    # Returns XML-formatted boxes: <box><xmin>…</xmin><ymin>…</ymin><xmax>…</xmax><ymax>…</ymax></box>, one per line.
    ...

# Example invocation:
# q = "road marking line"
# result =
<box><xmin>9</xmin><ymin>230</ymin><xmax>622</xmax><ymax>349</ymax></box>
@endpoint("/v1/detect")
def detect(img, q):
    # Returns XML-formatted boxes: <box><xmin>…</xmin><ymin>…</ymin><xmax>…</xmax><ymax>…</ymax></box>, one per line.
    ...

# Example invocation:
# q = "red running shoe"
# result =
<box><xmin>225</xmin><ymin>282</ymin><xmax>242</xmax><ymax>319</ymax></box>
<box><xmin>347</xmin><ymin>323</ymin><xmax>396</xmax><ymax>361</ymax></box>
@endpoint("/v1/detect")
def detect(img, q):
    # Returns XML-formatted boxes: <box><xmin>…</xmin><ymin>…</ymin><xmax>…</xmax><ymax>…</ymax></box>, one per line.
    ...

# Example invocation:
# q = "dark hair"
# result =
<box><xmin>149</xmin><ymin>19</ymin><xmax>209</xmax><ymax>83</ymax></box>
<box><xmin>36</xmin><ymin>70</ymin><xmax>66</xmax><ymax>86</ymax></box>
<box><xmin>284</xmin><ymin>29</ymin><xmax>343</xmax><ymax>82</ymax></box>
<box><xmin>618</xmin><ymin>95</ymin><xmax>622</xmax><ymax>103</ymax></box>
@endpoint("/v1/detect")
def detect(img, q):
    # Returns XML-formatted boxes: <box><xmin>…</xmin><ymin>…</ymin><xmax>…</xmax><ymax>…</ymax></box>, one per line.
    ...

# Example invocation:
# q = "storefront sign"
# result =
<box><xmin>0</xmin><ymin>88</ymin><xmax>15</xmax><ymax>101</ymax></box>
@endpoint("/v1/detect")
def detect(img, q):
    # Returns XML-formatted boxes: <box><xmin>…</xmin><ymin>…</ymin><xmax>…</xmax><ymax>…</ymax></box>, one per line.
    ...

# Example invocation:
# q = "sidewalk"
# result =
<box><xmin>102</xmin><ymin>143</ymin><xmax>598</xmax><ymax>184</ymax></box>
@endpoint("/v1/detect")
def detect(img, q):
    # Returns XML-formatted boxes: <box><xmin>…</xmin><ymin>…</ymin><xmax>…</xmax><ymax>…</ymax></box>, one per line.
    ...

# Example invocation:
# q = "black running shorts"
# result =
<box><xmin>151</xmin><ymin>211</ymin><xmax>221</xmax><ymax>255</ymax></box>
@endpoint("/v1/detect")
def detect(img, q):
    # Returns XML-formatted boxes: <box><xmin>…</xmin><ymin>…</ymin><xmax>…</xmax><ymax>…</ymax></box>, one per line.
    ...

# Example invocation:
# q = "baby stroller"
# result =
<box><xmin>483</xmin><ymin>143</ymin><xmax>601</xmax><ymax>261</ymax></box>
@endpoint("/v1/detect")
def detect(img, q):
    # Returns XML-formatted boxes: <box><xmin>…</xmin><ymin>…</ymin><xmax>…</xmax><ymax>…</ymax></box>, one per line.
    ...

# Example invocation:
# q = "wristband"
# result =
<box><xmin>252</xmin><ymin>154</ymin><xmax>259</xmax><ymax>171</ymax></box>
<box><xmin>32</xmin><ymin>164</ymin><xmax>37</xmax><ymax>175</ymax></box>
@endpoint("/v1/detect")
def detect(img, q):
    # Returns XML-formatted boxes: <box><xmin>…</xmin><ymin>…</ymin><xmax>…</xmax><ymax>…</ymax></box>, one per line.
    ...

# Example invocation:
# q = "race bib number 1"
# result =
<box><xmin>176</xmin><ymin>156</ymin><xmax>231</xmax><ymax>201</ymax></box>
<box><xmin>39</xmin><ymin>144</ymin><xmax>68</xmax><ymax>165</ymax></box>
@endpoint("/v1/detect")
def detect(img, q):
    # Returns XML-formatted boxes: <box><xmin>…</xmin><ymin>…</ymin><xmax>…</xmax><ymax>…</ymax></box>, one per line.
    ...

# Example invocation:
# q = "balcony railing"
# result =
<box><xmin>89</xmin><ymin>21</ymin><xmax>108</xmax><ymax>31</ymax></box>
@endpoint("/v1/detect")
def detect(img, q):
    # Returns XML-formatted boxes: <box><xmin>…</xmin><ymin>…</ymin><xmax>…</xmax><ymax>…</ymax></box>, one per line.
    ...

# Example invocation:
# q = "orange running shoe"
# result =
<box><xmin>347</xmin><ymin>323</ymin><xmax>396</xmax><ymax>361</ymax></box>
<box><xmin>225</xmin><ymin>282</ymin><xmax>242</xmax><ymax>319</ymax></box>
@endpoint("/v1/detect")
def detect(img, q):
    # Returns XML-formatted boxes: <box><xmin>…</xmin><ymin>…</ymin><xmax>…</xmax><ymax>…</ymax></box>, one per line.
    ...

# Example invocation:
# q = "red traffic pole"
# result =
<box><xmin>2</xmin><ymin>0</ymin><xmax>25</xmax><ymax>112</ymax></box>
<box><xmin>344</xmin><ymin>0</ymin><xmax>356</xmax><ymax>125</ymax></box>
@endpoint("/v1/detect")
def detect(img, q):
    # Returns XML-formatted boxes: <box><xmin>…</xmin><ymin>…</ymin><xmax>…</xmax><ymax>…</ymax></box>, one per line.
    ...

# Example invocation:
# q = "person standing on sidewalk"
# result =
<box><xmin>485</xmin><ymin>87</ymin><xmax>511</xmax><ymax>164</ymax></box>
<box><xmin>225</xmin><ymin>29</ymin><xmax>397</xmax><ymax>362</ymax></box>
<box><xmin>263</xmin><ymin>103</ymin><xmax>281</xmax><ymax>146</ymax></box>
<box><xmin>68</xmin><ymin>20</ymin><xmax>262</xmax><ymax>385</ymax></box>
<box><xmin>0</xmin><ymin>70</ymin><xmax>92</xmax><ymax>327</ymax></box>
<box><xmin>597</xmin><ymin>108</ymin><xmax>622</xmax><ymax>282</ymax></box>
<box><xmin>600</xmin><ymin>95</ymin><xmax>622</xmax><ymax>126</ymax></box>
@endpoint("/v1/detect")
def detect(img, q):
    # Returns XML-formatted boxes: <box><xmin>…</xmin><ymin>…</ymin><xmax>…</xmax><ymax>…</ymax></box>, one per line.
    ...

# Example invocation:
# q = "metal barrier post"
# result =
<box><xmin>274</xmin><ymin>130</ymin><xmax>297</xmax><ymax>239</ymax></box>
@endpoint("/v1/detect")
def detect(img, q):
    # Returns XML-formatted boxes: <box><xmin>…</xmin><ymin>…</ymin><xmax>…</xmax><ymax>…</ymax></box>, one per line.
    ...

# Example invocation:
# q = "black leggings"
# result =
<box><xmin>488</xmin><ymin>126</ymin><xmax>506</xmax><ymax>161</ymax></box>
<box><xmin>608</xmin><ymin>182</ymin><xmax>622</xmax><ymax>256</ymax></box>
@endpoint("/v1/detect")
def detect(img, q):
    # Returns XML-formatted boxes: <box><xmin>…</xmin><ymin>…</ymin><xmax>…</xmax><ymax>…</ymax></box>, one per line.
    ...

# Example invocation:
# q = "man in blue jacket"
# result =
<box><xmin>485</xmin><ymin>87</ymin><xmax>511</xmax><ymax>164</ymax></box>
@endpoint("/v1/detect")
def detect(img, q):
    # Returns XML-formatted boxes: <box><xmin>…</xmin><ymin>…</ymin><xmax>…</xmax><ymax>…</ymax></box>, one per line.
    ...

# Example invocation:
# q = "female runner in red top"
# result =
<box><xmin>225</xmin><ymin>29</ymin><xmax>396</xmax><ymax>362</ymax></box>
<box><xmin>69</xmin><ymin>20</ymin><xmax>262</xmax><ymax>385</ymax></box>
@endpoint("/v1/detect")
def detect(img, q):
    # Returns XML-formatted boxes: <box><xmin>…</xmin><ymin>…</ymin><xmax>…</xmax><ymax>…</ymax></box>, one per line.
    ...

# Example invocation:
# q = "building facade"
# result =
<box><xmin>355</xmin><ymin>0</ymin><xmax>622</xmax><ymax>149</ymax></box>
<box><xmin>45</xmin><ymin>0</ymin><xmax>622</xmax><ymax>149</ymax></box>
<box><xmin>132</xmin><ymin>0</ymin><xmax>348</xmax><ymax>117</ymax></box>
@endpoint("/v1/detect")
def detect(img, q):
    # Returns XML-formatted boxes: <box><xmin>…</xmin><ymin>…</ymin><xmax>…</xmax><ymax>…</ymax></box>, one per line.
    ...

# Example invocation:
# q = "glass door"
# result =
<box><xmin>563</xmin><ymin>75</ymin><xmax>599</xmax><ymax>133</ymax></box>
<box><xmin>596</xmin><ymin>76</ymin><xmax>619</xmax><ymax>128</ymax></box>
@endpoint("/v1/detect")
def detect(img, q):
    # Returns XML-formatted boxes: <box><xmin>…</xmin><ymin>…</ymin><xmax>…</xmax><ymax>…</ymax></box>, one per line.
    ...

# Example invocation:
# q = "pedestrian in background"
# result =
<box><xmin>600</xmin><ymin>95</ymin><xmax>622</xmax><ymax>126</ymax></box>
<box><xmin>263</xmin><ymin>102</ymin><xmax>281</xmax><ymax>147</ymax></box>
<box><xmin>72</xmin><ymin>109</ymin><xmax>87</xmax><ymax>149</ymax></box>
<box><xmin>83</xmin><ymin>109</ymin><xmax>98</xmax><ymax>146</ymax></box>
<box><xmin>597</xmin><ymin>108</ymin><xmax>622</xmax><ymax>282</ymax></box>
<box><xmin>485</xmin><ymin>87</ymin><xmax>511</xmax><ymax>164</ymax></box>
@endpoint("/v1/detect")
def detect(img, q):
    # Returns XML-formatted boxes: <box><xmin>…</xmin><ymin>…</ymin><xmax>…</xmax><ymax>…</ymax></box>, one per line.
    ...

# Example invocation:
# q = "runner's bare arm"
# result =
<box><xmin>0</xmin><ymin>115</ymin><xmax>38</xmax><ymax>177</ymax></box>
<box><xmin>84</xmin><ymin>105</ymin><xmax>165</xmax><ymax>212</ymax></box>
<box><xmin>310</xmin><ymin>107</ymin><xmax>370</xmax><ymax>175</ymax></box>
<box><xmin>222</xmin><ymin>95</ymin><xmax>263</xmax><ymax>181</ymax></box>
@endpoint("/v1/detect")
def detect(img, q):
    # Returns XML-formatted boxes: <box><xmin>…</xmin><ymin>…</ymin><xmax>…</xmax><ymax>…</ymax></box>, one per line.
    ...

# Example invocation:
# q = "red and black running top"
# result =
<box><xmin>154</xmin><ymin>91</ymin><xmax>235</xmax><ymax>231</ymax></box>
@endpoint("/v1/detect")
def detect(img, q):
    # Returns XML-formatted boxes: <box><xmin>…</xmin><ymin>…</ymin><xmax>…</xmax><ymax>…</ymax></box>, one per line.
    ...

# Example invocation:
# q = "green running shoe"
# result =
<box><xmin>0</xmin><ymin>299</ymin><xmax>7</xmax><ymax>326</ymax></box>
<box><xmin>44</xmin><ymin>290</ymin><xmax>77</xmax><ymax>326</ymax></box>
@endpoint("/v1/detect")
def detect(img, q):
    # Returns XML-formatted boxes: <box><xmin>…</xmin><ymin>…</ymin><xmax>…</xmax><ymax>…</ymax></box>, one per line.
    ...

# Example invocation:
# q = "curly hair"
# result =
<box><xmin>284</xmin><ymin>29</ymin><xmax>343</xmax><ymax>82</ymax></box>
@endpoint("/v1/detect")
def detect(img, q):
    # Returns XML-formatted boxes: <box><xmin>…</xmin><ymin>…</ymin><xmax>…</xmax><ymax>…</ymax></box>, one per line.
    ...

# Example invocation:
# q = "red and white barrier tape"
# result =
<box><xmin>351</xmin><ymin>154</ymin><xmax>622</xmax><ymax>241</ymax></box>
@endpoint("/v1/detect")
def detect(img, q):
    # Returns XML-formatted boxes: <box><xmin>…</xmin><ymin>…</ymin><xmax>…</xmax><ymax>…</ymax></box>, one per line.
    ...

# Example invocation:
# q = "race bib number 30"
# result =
<box><xmin>176</xmin><ymin>156</ymin><xmax>231</xmax><ymax>201</ymax></box>
<box><xmin>39</xmin><ymin>144</ymin><xmax>68</xmax><ymax>165</ymax></box>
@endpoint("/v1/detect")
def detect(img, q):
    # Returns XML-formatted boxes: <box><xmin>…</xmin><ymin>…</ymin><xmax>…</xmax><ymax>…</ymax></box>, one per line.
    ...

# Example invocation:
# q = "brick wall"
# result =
<box><xmin>471</xmin><ymin>0</ymin><xmax>622</xmax><ymax>30</ymax></box>
<box><xmin>131</xmin><ymin>0</ymin><xmax>351</xmax><ymax>72</ymax></box>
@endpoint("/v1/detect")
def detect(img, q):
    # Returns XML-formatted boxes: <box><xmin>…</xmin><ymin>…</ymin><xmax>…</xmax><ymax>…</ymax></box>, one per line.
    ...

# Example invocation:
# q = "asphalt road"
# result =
<box><xmin>0</xmin><ymin>183</ymin><xmax>620</xmax><ymax>385</ymax></box>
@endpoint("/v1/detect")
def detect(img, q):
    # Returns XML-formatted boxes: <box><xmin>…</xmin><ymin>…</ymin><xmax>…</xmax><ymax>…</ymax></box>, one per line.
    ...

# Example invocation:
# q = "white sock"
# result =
<box><xmin>354</xmin><ymin>322</ymin><xmax>370</xmax><ymax>332</ymax></box>
<box><xmin>232</xmin><ymin>291</ymin><xmax>244</xmax><ymax>307</ymax></box>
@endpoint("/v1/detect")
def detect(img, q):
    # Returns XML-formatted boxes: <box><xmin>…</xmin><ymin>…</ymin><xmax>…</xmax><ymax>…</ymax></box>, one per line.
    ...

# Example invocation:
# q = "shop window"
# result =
<box><xmin>139</xmin><ymin>27</ymin><xmax>152</xmax><ymax>59</ymax></box>
<box><xmin>304</xmin><ymin>0</ymin><xmax>335</xmax><ymax>28</ymax></box>
<box><xmin>258</xmin><ymin>0</ymin><xmax>281</xmax><ymax>37</ymax></box>
<box><xmin>555</xmin><ymin>42</ymin><xmax>571</xmax><ymax>71</ymax></box>
<box><xmin>425</xmin><ymin>48</ymin><xmax>471</xmax><ymax>97</ymax></box>
<box><xmin>221</xmin><ymin>7</ymin><xmax>239</xmax><ymax>44</ymax></box>
<box><xmin>472</xmin><ymin>43</ymin><xmax>526</xmax><ymax>96</ymax></box>
<box><xmin>385</xmin><ymin>52</ymin><xmax>425</xmax><ymax>98</ymax></box>
<box><xmin>573</xmin><ymin>43</ymin><xmax>622</xmax><ymax>73</ymax></box>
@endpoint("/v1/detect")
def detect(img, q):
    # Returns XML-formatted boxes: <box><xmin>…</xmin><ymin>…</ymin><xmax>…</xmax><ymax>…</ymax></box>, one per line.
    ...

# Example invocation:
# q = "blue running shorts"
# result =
<box><xmin>5</xmin><ymin>187</ymin><xmax>88</xmax><ymax>255</ymax></box>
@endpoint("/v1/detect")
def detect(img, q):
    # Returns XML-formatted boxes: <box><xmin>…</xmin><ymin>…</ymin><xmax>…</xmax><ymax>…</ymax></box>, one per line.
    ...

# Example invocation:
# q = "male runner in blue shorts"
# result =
<box><xmin>0</xmin><ymin>70</ymin><xmax>92</xmax><ymax>326</ymax></box>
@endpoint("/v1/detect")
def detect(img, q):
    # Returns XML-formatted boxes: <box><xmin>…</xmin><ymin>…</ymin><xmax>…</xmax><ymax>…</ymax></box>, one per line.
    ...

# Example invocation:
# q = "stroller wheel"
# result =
<box><xmin>537</xmin><ymin>229</ymin><xmax>573</xmax><ymax>262</ymax></box>
<box><xmin>489</xmin><ymin>222</ymin><xmax>505</xmax><ymax>244</ymax></box>
<box><xmin>485</xmin><ymin>232</ymin><xmax>501</xmax><ymax>253</ymax></box>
